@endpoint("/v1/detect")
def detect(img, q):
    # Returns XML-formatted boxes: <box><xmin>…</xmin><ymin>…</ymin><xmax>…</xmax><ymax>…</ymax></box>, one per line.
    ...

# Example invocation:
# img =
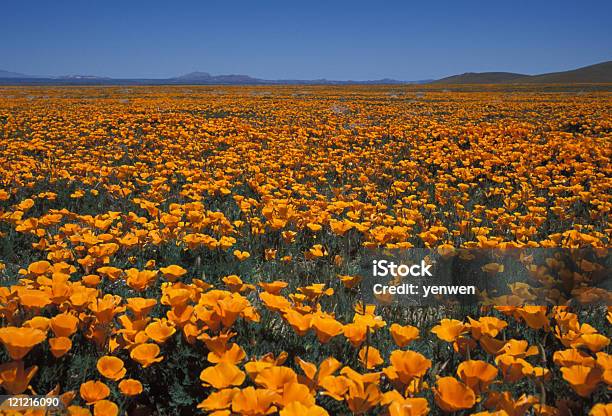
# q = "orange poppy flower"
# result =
<box><xmin>516</xmin><ymin>306</ymin><xmax>549</xmax><ymax>330</ymax></box>
<box><xmin>553</xmin><ymin>348</ymin><xmax>595</xmax><ymax>367</ymax></box>
<box><xmin>234</xmin><ymin>250</ymin><xmax>251</xmax><ymax>261</ymax></box>
<box><xmin>118</xmin><ymin>378</ymin><xmax>143</xmax><ymax>396</ymax></box>
<box><xmin>255</xmin><ymin>366</ymin><xmax>298</xmax><ymax>392</ymax></box>
<box><xmin>197</xmin><ymin>387</ymin><xmax>239</xmax><ymax>412</ymax></box>
<box><xmin>431</xmin><ymin>319</ymin><xmax>466</xmax><ymax>343</ymax></box>
<box><xmin>338</xmin><ymin>274</ymin><xmax>362</xmax><ymax>289</ymax></box>
<box><xmin>388</xmin><ymin>350</ymin><xmax>431</xmax><ymax>385</ymax></box>
<box><xmin>310</xmin><ymin>315</ymin><xmax>343</xmax><ymax>343</ymax></box>
<box><xmin>264</xmin><ymin>248</ymin><xmax>277</xmax><ymax>261</ymax></box>
<box><xmin>299</xmin><ymin>283</ymin><xmax>334</xmax><ymax>300</ymax></box>
<box><xmin>23</xmin><ymin>316</ymin><xmax>50</xmax><ymax>332</ymax></box>
<box><xmin>500</xmin><ymin>339</ymin><xmax>539</xmax><ymax>358</ymax></box>
<box><xmin>89</xmin><ymin>294</ymin><xmax>125</xmax><ymax>324</ymax></box>
<box><xmin>343</xmin><ymin>322</ymin><xmax>367</xmax><ymax>347</ymax></box>
<box><xmin>340</xmin><ymin>368</ymin><xmax>380</xmax><ymax>389</ymax></box>
<box><xmin>318</xmin><ymin>375</ymin><xmax>350</xmax><ymax>400</ymax></box>
<box><xmin>575</xmin><ymin>333</ymin><xmax>611</xmax><ymax>353</ymax></box>
<box><xmin>467</xmin><ymin>316</ymin><xmax>507</xmax><ymax>340</ymax></box>
<box><xmin>231</xmin><ymin>386</ymin><xmax>278</xmax><ymax>415</ymax></box>
<box><xmin>130</xmin><ymin>343</ymin><xmax>164</xmax><ymax>367</ymax></box>
<box><xmin>329</xmin><ymin>219</ymin><xmax>354</xmax><ymax>236</ymax></box>
<box><xmin>389</xmin><ymin>323</ymin><xmax>420</xmax><ymax>347</ymax></box>
<box><xmin>358</xmin><ymin>346</ymin><xmax>384</xmax><ymax>369</ymax></box>
<box><xmin>80</xmin><ymin>380</ymin><xmax>110</xmax><ymax>404</ymax></box>
<box><xmin>457</xmin><ymin>360</ymin><xmax>498</xmax><ymax>395</ymax></box>
<box><xmin>162</xmin><ymin>287</ymin><xmax>192</xmax><ymax>308</ymax></box>
<box><xmin>345</xmin><ymin>379</ymin><xmax>382</xmax><ymax>414</ymax></box>
<box><xmin>97</xmin><ymin>356</ymin><xmax>126</xmax><ymax>381</ymax></box>
<box><xmin>495</xmin><ymin>354</ymin><xmax>534</xmax><ymax>382</ymax></box>
<box><xmin>306</xmin><ymin>223</ymin><xmax>322</xmax><ymax>232</ymax></box>
<box><xmin>28</xmin><ymin>260</ymin><xmax>51</xmax><ymax>276</ymax></box>
<box><xmin>200</xmin><ymin>362</ymin><xmax>245</xmax><ymax>389</ymax></box>
<box><xmin>0</xmin><ymin>360</ymin><xmax>38</xmax><ymax>394</ymax></box>
<box><xmin>96</xmin><ymin>266</ymin><xmax>123</xmax><ymax>281</ymax></box>
<box><xmin>258</xmin><ymin>352</ymin><xmax>288</xmax><ymax>366</ymax></box>
<box><xmin>159</xmin><ymin>264</ymin><xmax>188</xmax><ymax>282</ymax></box>
<box><xmin>595</xmin><ymin>352</ymin><xmax>612</xmax><ymax>385</ymax></box>
<box><xmin>296</xmin><ymin>356</ymin><xmax>341</xmax><ymax>389</ymax></box>
<box><xmin>223</xmin><ymin>275</ymin><xmax>253</xmax><ymax>293</ymax></box>
<box><xmin>433</xmin><ymin>376</ymin><xmax>476</xmax><ymax>412</ymax></box>
<box><xmin>275</xmin><ymin>382</ymin><xmax>315</xmax><ymax>407</ymax></box>
<box><xmin>182</xmin><ymin>321</ymin><xmax>201</xmax><ymax>344</ymax></box>
<box><xmin>203</xmin><ymin>340</ymin><xmax>244</xmax><ymax>364</ymax></box>
<box><xmin>386</xmin><ymin>397</ymin><xmax>429</xmax><ymax>416</ymax></box>
<box><xmin>245</xmin><ymin>361</ymin><xmax>274</xmax><ymax>381</ymax></box>
<box><xmin>18</xmin><ymin>289</ymin><xmax>51</xmax><ymax>309</ymax></box>
<box><xmin>126</xmin><ymin>297</ymin><xmax>157</xmax><ymax>317</ymax></box>
<box><xmin>50</xmin><ymin>313</ymin><xmax>79</xmax><ymax>338</ymax></box>
<box><xmin>484</xmin><ymin>391</ymin><xmax>538</xmax><ymax>416</ymax></box>
<box><xmin>198</xmin><ymin>330</ymin><xmax>233</xmax><ymax>352</ymax></box>
<box><xmin>590</xmin><ymin>403</ymin><xmax>612</xmax><ymax>416</ymax></box>
<box><xmin>479</xmin><ymin>335</ymin><xmax>507</xmax><ymax>355</ymax></box>
<box><xmin>82</xmin><ymin>274</ymin><xmax>101</xmax><ymax>287</ymax></box>
<box><xmin>259</xmin><ymin>292</ymin><xmax>292</xmax><ymax>313</ymax></box>
<box><xmin>217</xmin><ymin>294</ymin><xmax>250</xmax><ymax>327</ymax></box>
<box><xmin>283</xmin><ymin>310</ymin><xmax>312</xmax><ymax>336</ymax></box>
<box><xmin>93</xmin><ymin>400</ymin><xmax>119</xmax><ymax>416</ymax></box>
<box><xmin>145</xmin><ymin>319</ymin><xmax>176</xmax><ymax>343</ymax></box>
<box><xmin>560</xmin><ymin>365</ymin><xmax>603</xmax><ymax>397</ymax></box>
<box><xmin>305</xmin><ymin>244</ymin><xmax>327</xmax><ymax>259</ymax></box>
<box><xmin>49</xmin><ymin>336</ymin><xmax>73</xmax><ymax>358</ymax></box>
<box><xmin>259</xmin><ymin>281</ymin><xmax>289</xmax><ymax>295</ymax></box>
<box><xmin>0</xmin><ymin>326</ymin><xmax>47</xmax><ymax>360</ymax></box>
<box><xmin>125</xmin><ymin>268</ymin><xmax>158</xmax><ymax>291</ymax></box>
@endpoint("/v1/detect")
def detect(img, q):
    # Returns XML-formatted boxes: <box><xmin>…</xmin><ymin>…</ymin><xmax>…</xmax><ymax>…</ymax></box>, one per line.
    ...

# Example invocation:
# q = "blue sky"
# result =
<box><xmin>2</xmin><ymin>0</ymin><xmax>610</xmax><ymax>80</ymax></box>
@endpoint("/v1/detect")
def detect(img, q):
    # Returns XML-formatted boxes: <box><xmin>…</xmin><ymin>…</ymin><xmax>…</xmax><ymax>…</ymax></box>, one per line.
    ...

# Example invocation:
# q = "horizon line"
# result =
<box><xmin>1</xmin><ymin>60</ymin><xmax>611</xmax><ymax>82</ymax></box>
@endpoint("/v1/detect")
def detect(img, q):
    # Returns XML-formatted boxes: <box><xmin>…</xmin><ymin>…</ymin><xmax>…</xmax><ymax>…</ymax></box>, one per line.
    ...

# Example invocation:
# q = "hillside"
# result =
<box><xmin>432</xmin><ymin>72</ymin><xmax>527</xmax><ymax>84</ymax></box>
<box><xmin>522</xmin><ymin>61</ymin><xmax>612</xmax><ymax>83</ymax></box>
<box><xmin>432</xmin><ymin>61</ymin><xmax>612</xmax><ymax>84</ymax></box>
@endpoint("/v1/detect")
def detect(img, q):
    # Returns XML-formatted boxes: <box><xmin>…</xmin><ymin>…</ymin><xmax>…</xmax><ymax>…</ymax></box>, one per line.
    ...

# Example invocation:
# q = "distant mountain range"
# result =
<box><xmin>0</xmin><ymin>61</ymin><xmax>610</xmax><ymax>85</ymax></box>
<box><xmin>0</xmin><ymin>69</ymin><xmax>431</xmax><ymax>85</ymax></box>
<box><xmin>431</xmin><ymin>61</ymin><xmax>612</xmax><ymax>84</ymax></box>
<box><xmin>0</xmin><ymin>70</ymin><xmax>111</xmax><ymax>80</ymax></box>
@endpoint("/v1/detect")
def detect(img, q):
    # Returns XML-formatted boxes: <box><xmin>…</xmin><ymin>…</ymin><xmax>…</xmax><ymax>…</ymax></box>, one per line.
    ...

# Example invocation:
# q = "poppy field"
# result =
<box><xmin>0</xmin><ymin>85</ymin><xmax>610</xmax><ymax>415</ymax></box>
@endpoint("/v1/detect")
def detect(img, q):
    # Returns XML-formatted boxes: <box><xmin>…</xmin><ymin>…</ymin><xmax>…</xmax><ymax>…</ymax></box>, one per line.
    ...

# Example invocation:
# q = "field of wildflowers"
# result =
<box><xmin>0</xmin><ymin>85</ymin><xmax>610</xmax><ymax>415</ymax></box>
